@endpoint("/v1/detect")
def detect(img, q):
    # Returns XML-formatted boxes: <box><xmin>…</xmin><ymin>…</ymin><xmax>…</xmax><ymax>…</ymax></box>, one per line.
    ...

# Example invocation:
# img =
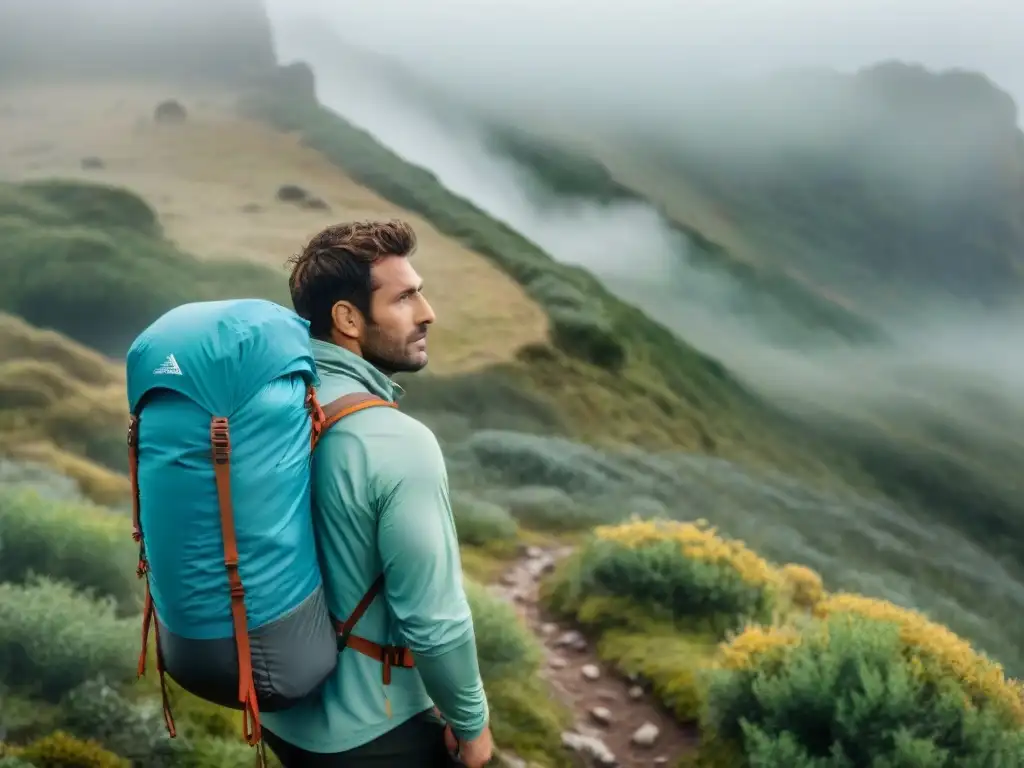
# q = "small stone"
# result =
<box><xmin>597</xmin><ymin>689</ymin><xmax>617</xmax><ymax>702</ymax></box>
<box><xmin>589</xmin><ymin>706</ymin><xmax>613</xmax><ymax>726</ymax></box>
<box><xmin>496</xmin><ymin>753</ymin><xmax>528</xmax><ymax>768</ymax></box>
<box><xmin>525</xmin><ymin>545</ymin><xmax>544</xmax><ymax>559</ymax></box>
<box><xmin>539</xmin><ymin>622</ymin><xmax>558</xmax><ymax>636</ymax></box>
<box><xmin>500</xmin><ymin>572</ymin><xmax>518</xmax><ymax>586</ymax></box>
<box><xmin>561</xmin><ymin>732</ymin><xmax>617</xmax><ymax>766</ymax></box>
<box><xmin>581</xmin><ymin>664</ymin><xmax>601</xmax><ymax>681</ymax></box>
<box><xmin>571</xmin><ymin>636</ymin><xmax>588</xmax><ymax>652</ymax></box>
<box><xmin>631</xmin><ymin>722</ymin><xmax>660</xmax><ymax>747</ymax></box>
<box><xmin>548</xmin><ymin>656</ymin><xmax>568</xmax><ymax>669</ymax></box>
<box><xmin>628</xmin><ymin>685</ymin><xmax>644</xmax><ymax>700</ymax></box>
<box><xmin>654</xmin><ymin>758</ymin><xmax>669</xmax><ymax>766</ymax></box>
<box><xmin>524</xmin><ymin>555</ymin><xmax>555</xmax><ymax>579</ymax></box>
<box><xmin>555</xmin><ymin>630</ymin><xmax>584</xmax><ymax>648</ymax></box>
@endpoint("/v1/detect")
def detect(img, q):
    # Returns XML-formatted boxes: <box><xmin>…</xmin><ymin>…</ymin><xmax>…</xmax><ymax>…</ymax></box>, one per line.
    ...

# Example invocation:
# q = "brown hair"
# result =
<box><xmin>287</xmin><ymin>220</ymin><xmax>417</xmax><ymax>338</ymax></box>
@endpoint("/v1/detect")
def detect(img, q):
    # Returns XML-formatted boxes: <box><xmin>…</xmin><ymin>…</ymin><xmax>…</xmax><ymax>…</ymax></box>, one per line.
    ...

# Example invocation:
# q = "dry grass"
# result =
<box><xmin>0</xmin><ymin>80</ymin><xmax>549</xmax><ymax>375</ymax></box>
<box><xmin>0</xmin><ymin>313</ymin><xmax>129</xmax><ymax>504</ymax></box>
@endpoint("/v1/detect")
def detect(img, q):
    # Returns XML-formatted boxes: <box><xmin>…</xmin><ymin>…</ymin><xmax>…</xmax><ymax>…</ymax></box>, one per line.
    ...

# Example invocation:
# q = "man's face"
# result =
<box><xmin>361</xmin><ymin>256</ymin><xmax>436</xmax><ymax>374</ymax></box>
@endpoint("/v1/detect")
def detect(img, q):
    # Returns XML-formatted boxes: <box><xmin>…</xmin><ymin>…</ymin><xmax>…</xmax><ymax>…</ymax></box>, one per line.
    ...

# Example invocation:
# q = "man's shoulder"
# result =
<box><xmin>318</xmin><ymin>392</ymin><xmax>440</xmax><ymax>458</ymax></box>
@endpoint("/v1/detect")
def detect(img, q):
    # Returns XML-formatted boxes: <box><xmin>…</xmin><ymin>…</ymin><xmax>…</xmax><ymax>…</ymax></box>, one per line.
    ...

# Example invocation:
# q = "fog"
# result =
<box><xmin>263</xmin><ymin>0</ymin><xmax>1024</xmax><ymax>131</ymax></box>
<box><xmin>255</xmin><ymin>6</ymin><xmax>1024</xmax><ymax>551</ymax></box>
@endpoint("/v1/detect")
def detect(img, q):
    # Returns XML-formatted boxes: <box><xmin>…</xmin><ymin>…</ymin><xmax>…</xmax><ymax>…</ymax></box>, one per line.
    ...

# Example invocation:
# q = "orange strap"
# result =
<box><xmin>211</xmin><ymin>417</ymin><xmax>262</xmax><ymax>747</ymax></box>
<box><xmin>333</xmin><ymin>576</ymin><xmax>416</xmax><ymax>685</ymax></box>
<box><xmin>128</xmin><ymin>415</ymin><xmax>177</xmax><ymax>739</ymax></box>
<box><xmin>310</xmin><ymin>391</ymin><xmax>398</xmax><ymax>451</ymax></box>
<box><xmin>307</xmin><ymin>391</ymin><xmax>413</xmax><ymax>686</ymax></box>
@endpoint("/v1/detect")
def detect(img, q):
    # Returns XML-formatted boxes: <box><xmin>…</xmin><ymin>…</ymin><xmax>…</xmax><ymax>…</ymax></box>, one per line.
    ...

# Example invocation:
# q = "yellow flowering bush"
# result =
<box><xmin>815</xmin><ymin>592</ymin><xmax>1024</xmax><ymax>725</ymax></box>
<box><xmin>545</xmin><ymin>518</ymin><xmax>780</xmax><ymax>634</ymax></box>
<box><xmin>701</xmin><ymin>613</ymin><xmax>1024</xmax><ymax>766</ymax></box>
<box><xmin>778</xmin><ymin>563</ymin><xmax>825</xmax><ymax>611</ymax></box>
<box><xmin>9</xmin><ymin>731</ymin><xmax>129</xmax><ymax>768</ymax></box>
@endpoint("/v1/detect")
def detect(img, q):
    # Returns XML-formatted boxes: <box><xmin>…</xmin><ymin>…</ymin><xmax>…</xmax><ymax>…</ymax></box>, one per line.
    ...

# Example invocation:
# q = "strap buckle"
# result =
<box><xmin>210</xmin><ymin>418</ymin><xmax>231</xmax><ymax>464</ymax></box>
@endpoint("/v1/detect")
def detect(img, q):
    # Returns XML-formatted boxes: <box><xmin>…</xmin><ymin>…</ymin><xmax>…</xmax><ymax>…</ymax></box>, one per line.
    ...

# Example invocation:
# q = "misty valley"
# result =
<box><xmin>2</xmin><ymin>1</ymin><xmax>1024</xmax><ymax>767</ymax></box>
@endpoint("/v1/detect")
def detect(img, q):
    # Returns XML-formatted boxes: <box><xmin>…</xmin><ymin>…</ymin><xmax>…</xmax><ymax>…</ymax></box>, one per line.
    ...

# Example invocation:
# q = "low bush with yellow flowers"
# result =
<box><xmin>542</xmin><ymin>518</ymin><xmax>781</xmax><ymax>637</ymax></box>
<box><xmin>696</xmin><ymin>607</ymin><xmax>1024</xmax><ymax>766</ymax></box>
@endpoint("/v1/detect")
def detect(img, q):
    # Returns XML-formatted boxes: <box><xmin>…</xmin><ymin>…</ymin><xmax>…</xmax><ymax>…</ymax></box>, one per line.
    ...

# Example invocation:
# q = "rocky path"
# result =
<box><xmin>489</xmin><ymin>545</ymin><xmax>699</xmax><ymax>768</ymax></box>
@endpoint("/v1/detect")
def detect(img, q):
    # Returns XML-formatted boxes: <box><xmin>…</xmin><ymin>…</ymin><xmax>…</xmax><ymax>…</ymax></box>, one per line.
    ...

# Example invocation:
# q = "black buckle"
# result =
<box><xmin>337</xmin><ymin>627</ymin><xmax>352</xmax><ymax>652</ymax></box>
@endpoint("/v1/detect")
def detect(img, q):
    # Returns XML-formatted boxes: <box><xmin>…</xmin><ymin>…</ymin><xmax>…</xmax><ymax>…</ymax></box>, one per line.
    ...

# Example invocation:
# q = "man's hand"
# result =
<box><xmin>444</xmin><ymin>723</ymin><xmax>493</xmax><ymax>768</ymax></box>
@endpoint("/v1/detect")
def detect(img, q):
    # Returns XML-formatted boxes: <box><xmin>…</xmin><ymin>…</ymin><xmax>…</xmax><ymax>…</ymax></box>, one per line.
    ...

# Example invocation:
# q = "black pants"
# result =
<box><xmin>263</xmin><ymin>708</ymin><xmax>458</xmax><ymax>768</ymax></box>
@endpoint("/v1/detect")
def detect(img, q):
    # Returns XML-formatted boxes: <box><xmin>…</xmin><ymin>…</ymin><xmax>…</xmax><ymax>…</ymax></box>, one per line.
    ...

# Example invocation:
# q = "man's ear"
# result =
<box><xmin>330</xmin><ymin>300</ymin><xmax>364</xmax><ymax>340</ymax></box>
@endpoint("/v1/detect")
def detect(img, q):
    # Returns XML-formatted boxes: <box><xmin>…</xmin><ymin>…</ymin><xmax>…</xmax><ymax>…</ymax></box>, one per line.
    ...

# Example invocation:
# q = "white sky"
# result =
<box><xmin>266</xmin><ymin>0</ymin><xmax>1024</xmax><ymax>124</ymax></box>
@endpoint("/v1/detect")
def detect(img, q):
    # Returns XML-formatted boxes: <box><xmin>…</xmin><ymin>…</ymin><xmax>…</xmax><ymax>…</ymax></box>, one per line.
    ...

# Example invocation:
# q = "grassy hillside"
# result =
<box><xmin>0</xmin><ymin>80</ymin><xmax>551</xmax><ymax>377</ymax></box>
<box><xmin>0</xmin><ymin>178</ymin><xmax>293</xmax><ymax>356</ymax></box>
<box><xmin>239</xmin><ymin>79</ymin><xmax>880</xmax><ymax>486</ymax></box>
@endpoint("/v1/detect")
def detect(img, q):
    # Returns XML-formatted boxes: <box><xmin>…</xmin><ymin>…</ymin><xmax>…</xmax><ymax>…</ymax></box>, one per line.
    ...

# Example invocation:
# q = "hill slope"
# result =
<box><xmin>0</xmin><ymin>81</ymin><xmax>550</xmax><ymax>374</ymax></box>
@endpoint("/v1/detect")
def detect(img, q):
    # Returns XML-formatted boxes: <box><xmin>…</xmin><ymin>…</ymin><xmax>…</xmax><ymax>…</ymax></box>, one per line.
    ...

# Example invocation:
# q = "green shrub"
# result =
<box><xmin>704</xmin><ymin>615</ymin><xmax>1024</xmax><ymax>767</ymax></box>
<box><xmin>0</xmin><ymin>687</ymin><xmax>61</xmax><ymax>744</ymax></box>
<box><xmin>59</xmin><ymin>679</ymin><xmax>191</xmax><ymax>767</ymax></box>
<box><xmin>490</xmin><ymin>485</ymin><xmax>609</xmax><ymax>532</ymax></box>
<box><xmin>544</xmin><ymin>519</ymin><xmax>779</xmax><ymax>636</ymax></box>
<box><xmin>0</xmin><ymin>488</ymin><xmax>138</xmax><ymax>610</ymax></box>
<box><xmin>12</xmin><ymin>731</ymin><xmax>129</xmax><ymax>768</ymax></box>
<box><xmin>465</xmin><ymin>580</ymin><xmax>542</xmax><ymax>683</ymax></box>
<box><xmin>0</xmin><ymin>578</ymin><xmax>138</xmax><ymax>700</ymax></box>
<box><xmin>0</xmin><ymin>181</ymin><xmax>291</xmax><ymax>356</ymax></box>
<box><xmin>187</xmin><ymin>736</ymin><xmax>270</xmax><ymax>768</ymax></box>
<box><xmin>0</xmin><ymin>756</ymin><xmax>36</xmax><ymax>768</ymax></box>
<box><xmin>463</xmin><ymin>580</ymin><xmax>572</xmax><ymax>766</ymax></box>
<box><xmin>451</xmin><ymin>494</ymin><xmax>518</xmax><ymax>549</ymax></box>
<box><xmin>7</xmin><ymin>180</ymin><xmax>161</xmax><ymax>235</ymax></box>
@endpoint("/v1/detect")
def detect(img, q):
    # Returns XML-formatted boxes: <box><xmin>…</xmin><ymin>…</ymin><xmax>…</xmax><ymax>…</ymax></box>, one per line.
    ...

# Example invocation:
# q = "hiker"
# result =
<box><xmin>258</xmin><ymin>220</ymin><xmax>494</xmax><ymax>768</ymax></box>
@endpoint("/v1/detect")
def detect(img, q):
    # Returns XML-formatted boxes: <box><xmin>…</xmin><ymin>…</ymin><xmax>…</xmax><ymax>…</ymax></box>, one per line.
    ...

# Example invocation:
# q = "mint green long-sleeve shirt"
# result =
<box><xmin>260</xmin><ymin>339</ymin><xmax>489</xmax><ymax>753</ymax></box>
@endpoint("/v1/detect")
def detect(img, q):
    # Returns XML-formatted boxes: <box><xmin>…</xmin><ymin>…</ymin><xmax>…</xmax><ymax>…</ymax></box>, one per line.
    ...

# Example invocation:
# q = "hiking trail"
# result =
<box><xmin>489</xmin><ymin>545</ymin><xmax>699</xmax><ymax>768</ymax></box>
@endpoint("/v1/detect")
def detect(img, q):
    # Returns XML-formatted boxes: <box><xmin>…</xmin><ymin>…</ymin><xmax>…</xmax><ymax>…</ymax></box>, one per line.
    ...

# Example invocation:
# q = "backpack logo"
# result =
<box><xmin>153</xmin><ymin>354</ymin><xmax>183</xmax><ymax>376</ymax></box>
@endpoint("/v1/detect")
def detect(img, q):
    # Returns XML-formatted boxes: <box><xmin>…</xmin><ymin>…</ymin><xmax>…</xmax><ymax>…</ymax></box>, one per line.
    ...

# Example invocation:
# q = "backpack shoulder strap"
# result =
<box><xmin>311</xmin><ymin>392</ymin><xmax>397</xmax><ymax>450</ymax></box>
<box><xmin>307</xmin><ymin>391</ymin><xmax>415</xmax><ymax>688</ymax></box>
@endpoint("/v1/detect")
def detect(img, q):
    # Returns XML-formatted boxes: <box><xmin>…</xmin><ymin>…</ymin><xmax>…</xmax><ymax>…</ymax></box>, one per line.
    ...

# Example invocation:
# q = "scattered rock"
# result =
<box><xmin>581</xmin><ymin>664</ymin><xmax>601</xmax><ymax>681</ymax></box>
<box><xmin>561</xmin><ymin>731</ymin><xmax>617</xmax><ymax>767</ymax></box>
<box><xmin>631</xmin><ymin>722</ymin><xmax>660</xmax><ymax>748</ymax></box>
<box><xmin>597</xmin><ymin>689</ymin><xmax>617</xmax><ymax>702</ymax></box>
<box><xmin>628</xmin><ymin>685</ymin><xmax>644</xmax><ymax>701</ymax></box>
<box><xmin>525</xmin><ymin>545</ymin><xmax>544</xmax><ymax>559</ymax></box>
<box><xmin>276</xmin><ymin>184</ymin><xmax>309</xmax><ymax>202</ymax></box>
<box><xmin>500</xmin><ymin>572</ymin><xmax>518</xmax><ymax>587</ymax></box>
<box><xmin>653</xmin><ymin>758</ymin><xmax>669</xmax><ymax>766</ymax></box>
<box><xmin>154</xmin><ymin>99</ymin><xmax>187</xmax><ymax>124</ymax></box>
<box><xmin>554</xmin><ymin>629</ymin><xmax>585</xmax><ymax>648</ymax></box>
<box><xmin>539</xmin><ymin>622</ymin><xmax>558</xmax><ymax>636</ymax></box>
<box><xmin>589</xmin><ymin>706</ymin><xmax>613</xmax><ymax>726</ymax></box>
<box><xmin>80</xmin><ymin>156</ymin><xmax>104</xmax><ymax>169</ymax></box>
<box><xmin>548</xmin><ymin>656</ymin><xmax>568</xmax><ymax>670</ymax></box>
<box><xmin>495</xmin><ymin>753</ymin><xmax>528</xmax><ymax>768</ymax></box>
<box><xmin>524</xmin><ymin>555</ymin><xmax>555</xmax><ymax>579</ymax></box>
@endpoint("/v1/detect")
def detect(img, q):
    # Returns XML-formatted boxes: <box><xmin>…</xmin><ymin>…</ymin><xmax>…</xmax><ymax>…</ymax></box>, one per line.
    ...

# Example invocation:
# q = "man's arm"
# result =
<box><xmin>375</xmin><ymin>417</ymin><xmax>489</xmax><ymax>741</ymax></box>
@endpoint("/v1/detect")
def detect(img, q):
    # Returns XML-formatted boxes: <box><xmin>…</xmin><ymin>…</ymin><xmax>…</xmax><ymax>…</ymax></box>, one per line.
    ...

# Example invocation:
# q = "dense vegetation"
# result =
<box><xmin>0</xmin><ymin>180</ymin><xmax>292</xmax><ymax>357</ymax></box>
<box><xmin>0</xmin><ymin>481</ymin><xmax>572</xmax><ymax>767</ymax></box>
<box><xmin>541</xmin><ymin>518</ymin><xmax>1024</xmax><ymax>767</ymax></box>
